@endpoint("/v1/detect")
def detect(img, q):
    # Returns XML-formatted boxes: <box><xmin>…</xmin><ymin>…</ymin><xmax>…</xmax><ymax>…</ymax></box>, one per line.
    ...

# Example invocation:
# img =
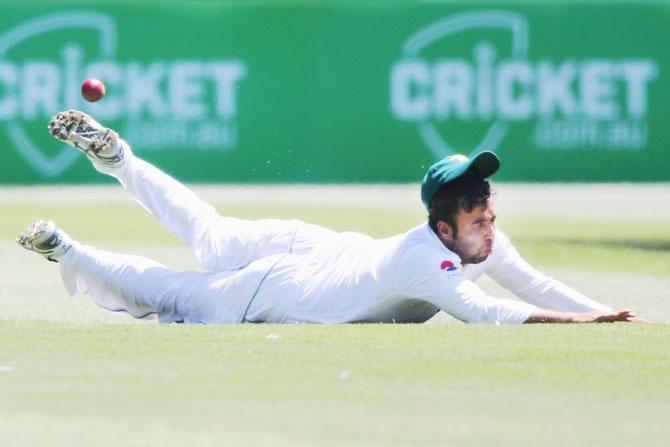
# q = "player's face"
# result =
<box><xmin>441</xmin><ymin>202</ymin><xmax>497</xmax><ymax>265</ymax></box>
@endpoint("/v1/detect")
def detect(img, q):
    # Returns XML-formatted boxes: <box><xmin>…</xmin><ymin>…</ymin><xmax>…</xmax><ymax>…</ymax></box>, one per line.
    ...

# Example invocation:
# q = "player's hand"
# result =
<box><xmin>573</xmin><ymin>309</ymin><xmax>638</xmax><ymax>323</ymax></box>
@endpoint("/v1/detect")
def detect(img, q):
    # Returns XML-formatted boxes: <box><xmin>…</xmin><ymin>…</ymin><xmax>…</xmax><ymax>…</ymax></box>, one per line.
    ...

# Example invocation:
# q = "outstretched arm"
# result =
<box><xmin>431</xmin><ymin>278</ymin><xmax>647</xmax><ymax>324</ymax></box>
<box><xmin>487</xmin><ymin>230</ymin><xmax>616</xmax><ymax>312</ymax></box>
<box><xmin>426</xmin><ymin>279</ymin><xmax>647</xmax><ymax>324</ymax></box>
<box><xmin>400</xmin><ymin>243</ymin><xmax>648</xmax><ymax>325</ymax></box>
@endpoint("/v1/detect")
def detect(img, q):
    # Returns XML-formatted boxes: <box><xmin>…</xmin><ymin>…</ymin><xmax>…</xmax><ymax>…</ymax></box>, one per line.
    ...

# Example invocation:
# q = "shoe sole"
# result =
<box><xmin>18</xmin><ymin>219</ymin><xmax>54</xmax><ymax>252</ymax></box>
<box><xmin>48</xmin><ymin>110</ymin><xmax>122</xmax><ymax>166</ymax></box>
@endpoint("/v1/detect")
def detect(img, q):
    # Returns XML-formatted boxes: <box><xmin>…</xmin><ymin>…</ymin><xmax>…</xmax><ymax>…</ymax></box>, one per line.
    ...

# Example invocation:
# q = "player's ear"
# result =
<box><xmin>436</xmin><ymin>220</ymin><xmax>454</xmax><ymax>243</ymax></box>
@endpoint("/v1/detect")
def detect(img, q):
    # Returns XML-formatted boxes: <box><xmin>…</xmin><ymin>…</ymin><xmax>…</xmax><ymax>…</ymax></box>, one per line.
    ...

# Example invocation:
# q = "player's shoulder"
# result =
<box><xmin>491</xmin><ymin>227</ymin><xmax>516</xmax><ymax>256</ymax></box>
<box><xmin>479</xmin><ymin>227</ymin><xmax>520</xmax><ymax>272</ymax></box>
<box><xmin>401</xmin><ymin>223</ymin><xmax>440</xmax><ymax>246</ymax></box>
<box><xmin>397</xmin><ymin>223</ymin><xmax>463</xmax><ymax>277</ymax></box>
<box><xmin>494</xmin><ymin>227</ymin><xmax>511</xmax><ymax>243</ymax></box>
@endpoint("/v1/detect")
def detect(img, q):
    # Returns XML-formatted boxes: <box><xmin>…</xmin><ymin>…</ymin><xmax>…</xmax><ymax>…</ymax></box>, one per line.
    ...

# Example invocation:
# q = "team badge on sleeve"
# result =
<box><xmin>440</xmin><ymin>260</ymin><xmax>458</xmax><ymax>271</ymax></box>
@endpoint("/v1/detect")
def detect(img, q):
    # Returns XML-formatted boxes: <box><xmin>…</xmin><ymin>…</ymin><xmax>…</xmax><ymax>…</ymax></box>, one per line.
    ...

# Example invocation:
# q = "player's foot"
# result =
<box><xmin>17</xmin><ymin>219</ymin><xmax>72</xmax><ymax>262</ymax></box>
<box><xmin>48</xmin><ymin>109</ymin><xmax>124</xmax><ymax>167</ymax></box>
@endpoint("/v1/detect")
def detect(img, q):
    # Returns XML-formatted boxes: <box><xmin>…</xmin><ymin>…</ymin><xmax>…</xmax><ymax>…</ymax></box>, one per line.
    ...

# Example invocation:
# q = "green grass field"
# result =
<box><xmin>1</xmin><ymin>183</ymin><xmax>669</xmax><ymax>446</ymax></box>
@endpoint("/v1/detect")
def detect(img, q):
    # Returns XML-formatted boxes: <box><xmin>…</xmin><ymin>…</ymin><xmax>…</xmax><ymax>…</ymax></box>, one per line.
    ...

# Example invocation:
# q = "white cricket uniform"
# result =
<box><xmin>58</xmin><ymin>144</ymin><xmax>612</xmax><ymax>325</ymax></box>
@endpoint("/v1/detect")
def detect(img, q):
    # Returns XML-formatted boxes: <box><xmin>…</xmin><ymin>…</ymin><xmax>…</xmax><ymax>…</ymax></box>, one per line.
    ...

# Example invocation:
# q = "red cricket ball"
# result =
<box><xmin>81</xmin><ymin>78</ymin><xmax>106</xmax><ymax>102</ymax></box>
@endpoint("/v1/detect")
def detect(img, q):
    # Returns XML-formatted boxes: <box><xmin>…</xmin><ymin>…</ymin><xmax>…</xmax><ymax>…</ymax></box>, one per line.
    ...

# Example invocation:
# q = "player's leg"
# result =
<box><xmin>112</xmin><ymin>154</ymin><xmax>316</xmax><ymax>271</ymax></box>
<box><xmin>17</xmin><ymin>219</ymin><xmax>258</xmax><ymax>323</ymax></box>
<box><xmin>47</xmin><ymin>110</ymin><xmax>305</xmax><ymax>271</ymax></box>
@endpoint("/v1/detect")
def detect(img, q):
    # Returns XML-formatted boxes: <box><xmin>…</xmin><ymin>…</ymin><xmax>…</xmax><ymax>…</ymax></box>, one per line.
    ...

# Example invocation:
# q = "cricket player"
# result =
<box><xmin>18</xmin><ymin>110</ymin><xmax>640</xmax><ymax>325</ymax></box>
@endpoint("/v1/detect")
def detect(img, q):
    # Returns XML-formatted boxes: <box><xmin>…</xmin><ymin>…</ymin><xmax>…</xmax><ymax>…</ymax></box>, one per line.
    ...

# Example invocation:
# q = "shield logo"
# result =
<box><xmin>0</xmin><ymin>12</ymin><xmax>116</xmax><ymax>177</ymax></box>
<box><xmin>398</xmin><ymin>10</ymin><xmax>529</xmax><ymax>159</ymax></box>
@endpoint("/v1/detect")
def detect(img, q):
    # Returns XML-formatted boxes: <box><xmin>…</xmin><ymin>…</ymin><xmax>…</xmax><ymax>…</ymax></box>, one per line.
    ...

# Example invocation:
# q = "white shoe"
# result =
<box><xmin>17</xmin><ymin>219</ymin><xmax>72</xmax><ymax>262</ymax></box>
<box><xmin>48</xmin><ymin>109</ymin><xmax>125</xmax><ymax>167</ymax></box>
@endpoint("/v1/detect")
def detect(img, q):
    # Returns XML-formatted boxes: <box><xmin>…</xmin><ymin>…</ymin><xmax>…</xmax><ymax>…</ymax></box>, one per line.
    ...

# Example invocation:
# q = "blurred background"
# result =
<box><xmin>0</xmin><ymin>0</ymin><xmax>667</xmax><ymax>185</ymax></box>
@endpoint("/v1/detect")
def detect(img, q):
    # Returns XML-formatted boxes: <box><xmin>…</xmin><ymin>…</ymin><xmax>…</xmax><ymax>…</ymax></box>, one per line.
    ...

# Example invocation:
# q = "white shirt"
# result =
<box><xmin>63</xmin><ymin>154</ymin><xmax>612</xmax><ymax>325</ymax></box>
<box><xmin>246</xmin><ymin>223</ymin><xmax>611</xmax><ymax>324</ymax></box>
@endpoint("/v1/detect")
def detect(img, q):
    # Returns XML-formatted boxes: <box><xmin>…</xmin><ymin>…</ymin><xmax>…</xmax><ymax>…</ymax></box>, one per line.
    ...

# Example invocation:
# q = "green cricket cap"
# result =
<box><xmin>420</xmin><ymin>151</ymin><xmax>500</xmax><ymax>210</ymax></box>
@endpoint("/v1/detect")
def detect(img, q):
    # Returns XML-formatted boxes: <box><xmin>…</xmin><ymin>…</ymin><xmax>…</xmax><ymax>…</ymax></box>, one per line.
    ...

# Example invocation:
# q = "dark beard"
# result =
<box><xmin>444</xmin><ymin>242</ymin><xmax>490</xmax><ymax>265</ymax></box>
<box><xmin>462</xmin><ymin>253</ymin><xmax>489</xmax><ymax>265</ymax></box>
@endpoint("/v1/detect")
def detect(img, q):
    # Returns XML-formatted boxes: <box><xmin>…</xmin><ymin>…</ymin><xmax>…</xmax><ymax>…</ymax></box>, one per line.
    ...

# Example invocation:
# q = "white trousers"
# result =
<box><xmin>59</xmin><ymin>142</ymin><xmax>334</xmax><ymax>323</ymax></box>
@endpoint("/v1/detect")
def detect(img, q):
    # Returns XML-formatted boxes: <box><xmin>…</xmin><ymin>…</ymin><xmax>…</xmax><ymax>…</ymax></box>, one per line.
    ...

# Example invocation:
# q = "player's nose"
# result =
<box><xmin>484</xmin><ymin>224</ymin><xmax>495</xmax><ymax>242</ymax></box>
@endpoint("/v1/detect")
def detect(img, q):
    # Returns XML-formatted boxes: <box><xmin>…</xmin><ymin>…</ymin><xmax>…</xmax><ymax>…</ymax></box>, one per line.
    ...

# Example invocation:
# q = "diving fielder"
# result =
<box><xmin>18</xmin><ymin>110</ymin><xmax>639</xmax><ymax>325</ymax></box>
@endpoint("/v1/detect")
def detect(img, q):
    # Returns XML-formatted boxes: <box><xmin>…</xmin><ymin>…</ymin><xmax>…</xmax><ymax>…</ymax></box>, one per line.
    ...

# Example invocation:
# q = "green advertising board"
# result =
<box><xmin>0</xmin><ymin>1</ymin><xmax>667</xmax><ymax>183</ymax></box>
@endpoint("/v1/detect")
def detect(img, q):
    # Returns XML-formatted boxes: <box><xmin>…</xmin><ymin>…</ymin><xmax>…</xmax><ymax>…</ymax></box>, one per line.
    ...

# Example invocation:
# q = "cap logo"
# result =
<box><xmin>440</xmin><ymin>260</ymin><xmax>458</xmax><ymax>271</ymax></box>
